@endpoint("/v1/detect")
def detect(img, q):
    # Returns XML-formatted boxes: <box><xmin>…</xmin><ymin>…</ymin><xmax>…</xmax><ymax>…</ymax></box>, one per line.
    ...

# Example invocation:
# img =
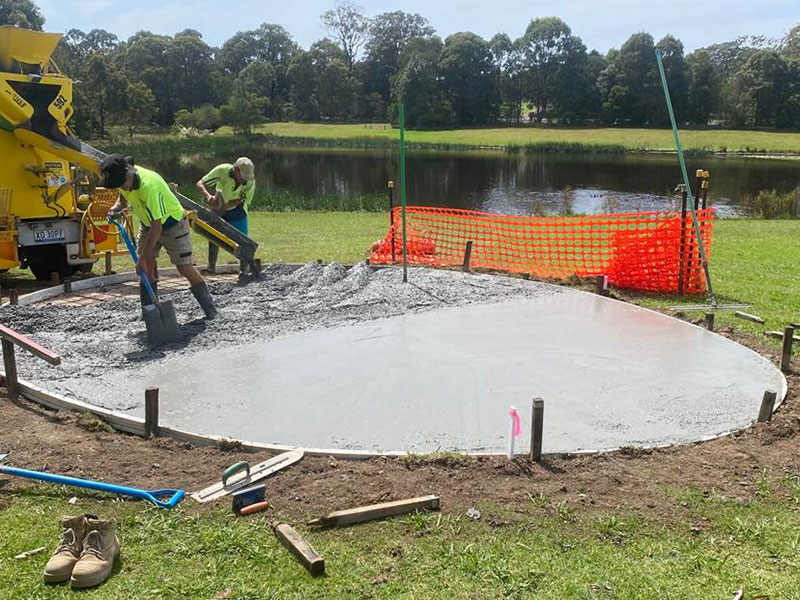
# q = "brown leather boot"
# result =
<box><xmin>70</xmin><ymin>518</ymin><xmax>120</xmax><ymax>589</ymax></box>
<box><xmin>43</xmin><ymin>515</ymin><xmax>87</xmax><ymax>584</ymax></box>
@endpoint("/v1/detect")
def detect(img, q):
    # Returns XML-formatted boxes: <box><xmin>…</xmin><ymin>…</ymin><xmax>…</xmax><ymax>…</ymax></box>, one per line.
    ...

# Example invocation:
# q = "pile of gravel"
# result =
<box><xmin>6</xmin><ymin>263</ymin><xmax>562</xmax><ymax>389</ymax></box>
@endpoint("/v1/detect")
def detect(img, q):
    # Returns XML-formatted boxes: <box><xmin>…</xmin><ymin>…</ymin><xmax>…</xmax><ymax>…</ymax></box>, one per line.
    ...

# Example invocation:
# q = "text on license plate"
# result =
<box><xmin>33</xmin><ymin>228</ymin><xmax>66</xmax><ymax>243</ymax></box>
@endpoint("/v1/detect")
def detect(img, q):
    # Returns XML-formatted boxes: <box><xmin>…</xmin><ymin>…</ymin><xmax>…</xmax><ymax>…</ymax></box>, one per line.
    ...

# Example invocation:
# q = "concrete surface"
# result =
<box><xmin>97</xmin><ymin>293</ymin><xmax>785</xmax><ymax>454</ymax></box>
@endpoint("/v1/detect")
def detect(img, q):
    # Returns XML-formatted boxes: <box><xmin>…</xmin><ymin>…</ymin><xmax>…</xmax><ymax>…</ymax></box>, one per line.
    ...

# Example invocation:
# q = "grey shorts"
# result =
<box><xmin>137</xmin><ymin>217</ymin><xmax>193</xmax><ymax>266</ymax></box>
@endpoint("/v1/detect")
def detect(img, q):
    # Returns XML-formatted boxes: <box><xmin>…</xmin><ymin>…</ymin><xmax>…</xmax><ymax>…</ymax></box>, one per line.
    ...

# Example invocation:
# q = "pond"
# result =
<box><xmin>141</xmin><ymin>144</ymin><xmax>800</xmax><ymax>216</ymax></box>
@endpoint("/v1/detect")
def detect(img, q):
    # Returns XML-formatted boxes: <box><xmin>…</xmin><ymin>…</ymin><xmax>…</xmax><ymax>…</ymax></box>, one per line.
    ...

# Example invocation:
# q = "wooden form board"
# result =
<box><xmin>309</xmin><ymin>495</ymin><xmax>440</xmax><ymax>528</ymax></box>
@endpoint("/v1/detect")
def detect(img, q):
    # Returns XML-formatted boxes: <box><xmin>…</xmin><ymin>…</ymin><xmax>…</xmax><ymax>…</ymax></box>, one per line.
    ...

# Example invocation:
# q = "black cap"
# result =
<box><xmin>99</xmin><ymin>154</ymin><xmax>133</xmax><ymax>189</ymax></box>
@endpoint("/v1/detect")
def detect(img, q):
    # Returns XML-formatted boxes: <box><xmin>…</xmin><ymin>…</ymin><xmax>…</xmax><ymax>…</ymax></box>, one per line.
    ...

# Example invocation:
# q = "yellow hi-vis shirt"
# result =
<box><xmin>201</xmin><ymin>163</ymin><xmax>255</xmax><ymax>214</ymax></box>
<box><xmin>120</xmin><ymin>166</ymin><xmax>185</xmax><ymax>227</ymax></box>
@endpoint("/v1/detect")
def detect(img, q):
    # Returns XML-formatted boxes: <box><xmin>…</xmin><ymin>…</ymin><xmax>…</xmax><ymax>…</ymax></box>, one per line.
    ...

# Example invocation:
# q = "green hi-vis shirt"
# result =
<box><xmin>120</xmin><ymin>166</ymin><xmax>184</xmax><ymax>227</ymax></box>
<box><xmin>201</xmin><ymin>163</ymin><xmax>255</xmax><ymax>214</ymax></box>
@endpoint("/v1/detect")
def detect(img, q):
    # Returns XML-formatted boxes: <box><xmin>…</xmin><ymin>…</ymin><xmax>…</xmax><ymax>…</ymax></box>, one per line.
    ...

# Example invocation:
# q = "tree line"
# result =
<box><xmin>3</xmin><ymin>0</ymin><xmax>800</xmax><ymax>135</ymax></box>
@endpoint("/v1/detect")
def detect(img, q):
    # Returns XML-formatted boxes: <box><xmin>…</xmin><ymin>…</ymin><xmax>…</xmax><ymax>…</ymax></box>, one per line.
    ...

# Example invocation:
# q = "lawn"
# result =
<box><xmin>1</xmin><ymin>480</ymin><xmax>799</xmax><ymax>599</ymax></box>
<box><xmin>224</xmin><ymin>122</ymin><xmax>800</xmax><ymax>154</ymax></box>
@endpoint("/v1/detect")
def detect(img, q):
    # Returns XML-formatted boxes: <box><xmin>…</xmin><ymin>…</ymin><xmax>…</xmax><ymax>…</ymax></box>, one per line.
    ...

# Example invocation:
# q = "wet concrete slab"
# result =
<box><xmin>99</xmin><ymin>290</ymin><xmax>784</xmax><ymax>454</ymax></box>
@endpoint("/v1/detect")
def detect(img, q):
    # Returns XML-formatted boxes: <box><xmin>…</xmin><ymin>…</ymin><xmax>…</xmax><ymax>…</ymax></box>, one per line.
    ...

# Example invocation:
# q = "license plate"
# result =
<box><xmin>33</xmin><ymin>228</ymin><xmax>66</xmax><ymax>243</ymax></box>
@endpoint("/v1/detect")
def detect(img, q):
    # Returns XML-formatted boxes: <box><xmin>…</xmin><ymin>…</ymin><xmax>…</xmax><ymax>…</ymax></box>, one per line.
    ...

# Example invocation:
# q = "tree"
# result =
<box><xmin>287</xmin><ymin>40</ymin><xmax>359</xmax><ymax>121</ymax></box>
<box><xmin>489</xmin><ymin>33</ymin><xmax>521</xmax><ymax>122</ymax></box>
<box><xmin>782</xmin><ymin>25</ymin><xmax>800</xmax><ymax>60</ymax></box>
<box><xmin>236</xmin><ymin>60</ymin><xmax>277</xmax><ymax>99</ymax></box>
<box><xmin>220</xmin><ymin>86</ymin><xmax>267</xmax><ymax>134</ymax></box>
<box><xmin>732</xmin><ymin>50</ymin><xmax>798</xmax><ymax>127</ymax></box>
<box><xmin>686</xmin><ymin>50</ymin><xmax>720</xmax><ymax>124</ymax></box>
<box><xmin>520</xmin><ymin>17</ymin><xmax>573</xmax><ymax>123</ymax></box>
<box><xmin>552</xmin><ymin>36</ymin><xmax>594</xmax><ymax>124</ymax></box>
<box><xmin>655</xmin><ymin>35</ymin><xmax>688</xmax><ymax>123</ymax></box>
<box><xmin>82</xmin><ymin>53</ymin><xmax>129</xmax><ymax>136</ymax></box>
<box><xmin>363</xmin><ymin>11</ymin><xmax>434</xmax><ymax>103</ymax></box>
<box><xmin>321</xmin><ymin>0</ymin><xmax>370</xmax><ymax>71</ymax></box>
<box><xmin>602</xmin><ymin>32</ymin><xmax>659</xmax><ymax>125</ymax></box>
<box><xmin>392</xmin><ymin>37</ymin><xmax>453</xmax><ymax>127</ymax></box>
<box><xmin>0</xmin><ymin>0</ymin><xmax>44</xmax><ymax>30</ymax></box>
<box><xmin>439</xmin><ymin>32</ymin><xmax>497</xmax><ymax>125</ymax></box>
<box><xmin>124</xmin><ymin>81</ymin><xmax>158</xmax><ymax>138</ymax></box>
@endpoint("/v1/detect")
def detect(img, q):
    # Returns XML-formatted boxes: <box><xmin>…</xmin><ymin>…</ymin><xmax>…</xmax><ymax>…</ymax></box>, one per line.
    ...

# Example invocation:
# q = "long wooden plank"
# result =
<box><xmin>272</xmin><ymin>522</ymin><xmax>325</xmax><ymax>576</ymax></box>
<box><xmin>0</xmin><ymin>325</ymin><xmax>60</xmax><ymax>365</ymax></box>
<box><xmin>308</xmin><ymin>495</ymin><xmax>440</xmax><ymax>528</ymax></box>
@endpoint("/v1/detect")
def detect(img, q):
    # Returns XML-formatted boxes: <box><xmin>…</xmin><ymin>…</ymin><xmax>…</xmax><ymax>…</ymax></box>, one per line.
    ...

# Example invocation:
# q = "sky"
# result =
<box><xmin>36</xmin><ymin>0</ymin><xmax>798</xmax><ymax>54</ymax></box>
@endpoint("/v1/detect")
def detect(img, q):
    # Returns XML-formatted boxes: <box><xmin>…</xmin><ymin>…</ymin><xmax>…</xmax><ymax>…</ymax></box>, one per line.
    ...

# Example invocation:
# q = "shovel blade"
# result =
<box><xmin>142</xmin><ymin>301</ymin><xmax>183</xmax><ymax>346</ymax></box>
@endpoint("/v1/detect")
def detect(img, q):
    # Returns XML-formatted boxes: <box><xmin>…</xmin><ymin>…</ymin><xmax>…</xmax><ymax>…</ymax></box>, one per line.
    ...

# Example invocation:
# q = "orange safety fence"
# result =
<box><xmin>370</xmin><ymin>207</ymin><xmax>714</xmax><ymax>293</ymax></box>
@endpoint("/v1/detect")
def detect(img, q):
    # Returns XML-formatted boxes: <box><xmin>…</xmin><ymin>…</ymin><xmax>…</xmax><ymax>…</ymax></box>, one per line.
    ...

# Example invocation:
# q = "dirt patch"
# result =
<box><xmin>1</xmin><ymin>367</ymin><xmax>797</xmax><ymax>522</ymax></box>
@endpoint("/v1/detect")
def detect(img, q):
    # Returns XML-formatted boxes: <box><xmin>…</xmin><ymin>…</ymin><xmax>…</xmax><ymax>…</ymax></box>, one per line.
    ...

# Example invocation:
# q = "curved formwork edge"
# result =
<box><xmin>5</xmin><ymin>369</ymin><xmax>788</xmax><ymax>461</ymax></box>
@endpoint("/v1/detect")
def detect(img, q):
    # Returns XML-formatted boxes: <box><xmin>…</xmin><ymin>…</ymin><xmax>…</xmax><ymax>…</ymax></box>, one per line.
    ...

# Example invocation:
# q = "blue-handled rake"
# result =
<box><xmin>0</xmin><ymin>454</ymin><xmax>184</xmax><ymax>509</ymax></box>
<box><xmin>111</xmin><ymin>216</ymin><xmax>182</xmax><ymax>346</ymax></box>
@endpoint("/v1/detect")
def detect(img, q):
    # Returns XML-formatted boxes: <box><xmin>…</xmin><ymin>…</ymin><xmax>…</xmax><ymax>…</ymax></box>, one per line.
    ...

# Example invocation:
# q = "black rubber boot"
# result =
<box><xmin>207</xmin><ymin>242</ymin><xmax>218</xmax><ymax>274</ymax></box>
<box><xmin>139</xmin><ymin>280</ymin><xmax>158</xmax><ymax>316</ymax></box>
<box><xmin>190</xmin><ymin>282</ymin><xmax>217</xmax><ymax>320</ymax></box>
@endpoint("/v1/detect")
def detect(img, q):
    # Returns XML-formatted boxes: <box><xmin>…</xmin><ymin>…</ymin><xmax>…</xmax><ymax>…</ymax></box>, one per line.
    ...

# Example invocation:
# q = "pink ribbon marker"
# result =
<box><xmin>509</xmin><ymin>407</ymin><xmax>521</xmax><ymax>438</ymax></box>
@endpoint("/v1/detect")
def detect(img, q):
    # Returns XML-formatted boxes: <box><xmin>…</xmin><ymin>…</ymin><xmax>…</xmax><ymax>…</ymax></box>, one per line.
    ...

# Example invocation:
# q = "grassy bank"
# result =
<box><xmin>102</xmin><ymin>123</ymin><xmax>800</xmax><ymax>156</ymax></box>
<box><xmin>238</xmin><ymin>123</ymin><xmax>800</xmax><ymax>154</ymax></box>
<box><xmin>1</xmin><ymin>481</ymin><xmax>798</xmax><ymax>599</ymax></box>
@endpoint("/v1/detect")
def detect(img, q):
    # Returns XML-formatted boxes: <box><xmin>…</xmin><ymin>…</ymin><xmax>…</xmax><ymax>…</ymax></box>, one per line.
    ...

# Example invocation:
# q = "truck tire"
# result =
<box><xmin>26</xmin><ymin>245</ymin><xmax>77</xmax><ymax>281</ymax></box>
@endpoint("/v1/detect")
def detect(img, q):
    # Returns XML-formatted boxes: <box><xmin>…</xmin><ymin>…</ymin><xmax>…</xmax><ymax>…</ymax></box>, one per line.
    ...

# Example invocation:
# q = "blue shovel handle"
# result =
<box><xmin>0</xmin><ymin>465</ymin><xmax>185</xmax><ymax>509</ymax></box>
<box><xmin>110</xmin><ymin>216</ymin><xmax>159</xmax><ymax>306</ymax></box>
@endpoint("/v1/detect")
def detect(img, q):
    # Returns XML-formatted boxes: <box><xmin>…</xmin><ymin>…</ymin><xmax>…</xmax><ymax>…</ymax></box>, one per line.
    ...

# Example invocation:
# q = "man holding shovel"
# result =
<box><xmin>195</xmin><ymin>157</ymin><xmax>255</xmax><ymax>277</ymax></box>
<box><xmin>100</xmin><ymin>154</ymin><xmax>217</xmax><ymax>320</ymax></box>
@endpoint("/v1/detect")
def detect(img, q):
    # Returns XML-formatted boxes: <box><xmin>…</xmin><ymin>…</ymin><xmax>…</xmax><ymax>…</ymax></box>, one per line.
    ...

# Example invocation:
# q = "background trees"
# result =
<box><xmin>3</xmin><ymin>0</ymin><xmax>799</xmax><ymax>134</ymax></box>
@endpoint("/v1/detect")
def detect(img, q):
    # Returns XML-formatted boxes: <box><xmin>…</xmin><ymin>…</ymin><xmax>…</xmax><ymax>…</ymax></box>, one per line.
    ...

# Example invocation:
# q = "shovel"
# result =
<box><xmin>0</xmin><ymin>454</ymin><xmax>185</xmax><ymax>509</ymax></box>
<box><xmin>111</xmin><ymin>217</ymin><xmax>182</xmax><ymax>346</ymax></box>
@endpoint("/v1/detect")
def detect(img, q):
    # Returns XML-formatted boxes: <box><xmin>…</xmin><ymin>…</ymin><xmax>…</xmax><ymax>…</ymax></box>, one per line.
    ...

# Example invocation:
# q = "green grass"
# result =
<box><xmin>631</xmin><ymin>219</ymin><xmax>800</xmax><ymax>338</ymax></box>
<box><xmin>1</xmin><ymin>478</ymin><xmax>799</xmax><ymax>599</ymax></box>
<box><xmin>229</xmin><ymin>122</ymin><xmax>800</xmax><ymax>154</ymax></box>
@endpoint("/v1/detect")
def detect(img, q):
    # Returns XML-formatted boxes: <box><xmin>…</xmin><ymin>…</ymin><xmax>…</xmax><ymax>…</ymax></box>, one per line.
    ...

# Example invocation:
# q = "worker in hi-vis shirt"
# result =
<box><xmin>196</xmin><ymin>157</ymin><xmax>255</xmax><ymax>277</ymax></box>
<box><xmin>102</xmin><ymin>154</ymin><xmax>217</xmax><ymax>320</ymax></box>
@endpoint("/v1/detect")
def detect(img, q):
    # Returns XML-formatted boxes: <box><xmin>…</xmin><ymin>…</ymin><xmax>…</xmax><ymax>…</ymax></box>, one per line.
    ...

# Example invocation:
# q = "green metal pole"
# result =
<box><xmin>655</xmin><ymin>49</ymin><xmax>717</xmax><ymax>308</ymax></box>
<box><xmin>399</xmin><ymin>103</ymin><xmax>408</xmax><ymax>283</ymax></box>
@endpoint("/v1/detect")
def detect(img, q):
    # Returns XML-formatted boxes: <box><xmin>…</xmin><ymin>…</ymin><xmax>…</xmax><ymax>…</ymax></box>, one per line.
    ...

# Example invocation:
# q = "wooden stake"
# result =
<box><xmin>462</xmin><ymin>241</ymin><xmax>473</xmax><ymax>273</ymax></box>
<box><xmin>50</xmin><ymin>272</ymin><xmax>60</xmax><ymax>285</ymax></box>
<box><xmin>757</xmin><ymin>390</ymin><xmax>777</xmax><ymax>423</ymax></box>
<box><xmin>595</xmin><ymin>275</ymin><xmax>609</xmax><ymax>296</ymax></box>
<box><xmin>104</xmin><ymin>253</ymin><xmax>113</xmax><ymax>276</ymax></box>
<box><xmin>705</xmin><ymin>312</ymin><xmax>714</xmax><ymax>331</ymax></box>
<box><xmin>530</xmin><ymin>398</ymin><xmax>544</xmax><ymax>462</ymax></box>
<box><xmin>145</xmin><ymin>387</ymin><xmax>159</xmax><ymax>438</ymax></box>
<box><xmin>781</xmin><ymin>326</ymin><xmax>794</xmax><ymax>373</ymax></box>
<box><xmin>63</xmin><ymin>278</ymin><xmax>72</xmax><ymax>293</ymax></box>
<box><xmin>273</xmin><ymin>522</ymin><xmax>325</xmax><ymax>576</ymax></box>
<box><xmin>308</xmin><ymin>495</ymin><xmax>440</xmax><ymax>528</ymax></box>
<box><xmin>2</xmin><ymin>338</ymin><xmax>18</xmax><ymax>400</ymax></box>
<box><xmin>9</xmin><ymin>289</ymin><xmax>19</xmax><ymax>305</ymax></box>
<box><xmin>733</xmin><ymin>311</ymin><xmax>765</xmax><ymax>324</ymax></box>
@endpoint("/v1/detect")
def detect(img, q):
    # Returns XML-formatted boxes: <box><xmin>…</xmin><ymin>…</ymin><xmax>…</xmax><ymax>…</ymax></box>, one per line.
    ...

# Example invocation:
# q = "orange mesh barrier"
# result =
<box><xmin>370</xmin><ymin>207</ymin><xmax>714</xmax><ymax>293</ymax></box>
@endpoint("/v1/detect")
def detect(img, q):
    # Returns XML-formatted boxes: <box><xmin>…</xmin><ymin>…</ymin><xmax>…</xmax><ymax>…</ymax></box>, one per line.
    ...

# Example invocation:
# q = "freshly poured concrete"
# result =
<box><xmin>114</xmin><ymin>292</ymin><xmax>784</xmax><ymax>454</ymax></box>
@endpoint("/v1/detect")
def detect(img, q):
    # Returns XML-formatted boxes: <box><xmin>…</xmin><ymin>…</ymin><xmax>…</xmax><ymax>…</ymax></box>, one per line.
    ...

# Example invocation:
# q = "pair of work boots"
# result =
<box><xmin>44</xmin><ymin>515</ymin><xmax>120</xmax><ymax>589</ymax></box>
<box><xmin>140</xmin><ymin>280</ymin><xmax>217</xmax><ymax>320</ymax></box>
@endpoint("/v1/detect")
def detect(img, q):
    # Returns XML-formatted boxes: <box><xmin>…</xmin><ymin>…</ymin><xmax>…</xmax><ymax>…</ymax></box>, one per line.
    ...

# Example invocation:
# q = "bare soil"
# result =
<box><xmin>1</xmin><ymin>333</ymin><xmax>797</xmax><ymax>522</ymax></box>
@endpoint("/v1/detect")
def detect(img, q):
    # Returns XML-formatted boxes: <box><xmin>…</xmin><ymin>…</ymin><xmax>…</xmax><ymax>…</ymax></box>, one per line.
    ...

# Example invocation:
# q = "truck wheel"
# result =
<box><xmin>26</xmin><ymin>246</ymin><xmax>75</xmax><ymax>281</ymax></box>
